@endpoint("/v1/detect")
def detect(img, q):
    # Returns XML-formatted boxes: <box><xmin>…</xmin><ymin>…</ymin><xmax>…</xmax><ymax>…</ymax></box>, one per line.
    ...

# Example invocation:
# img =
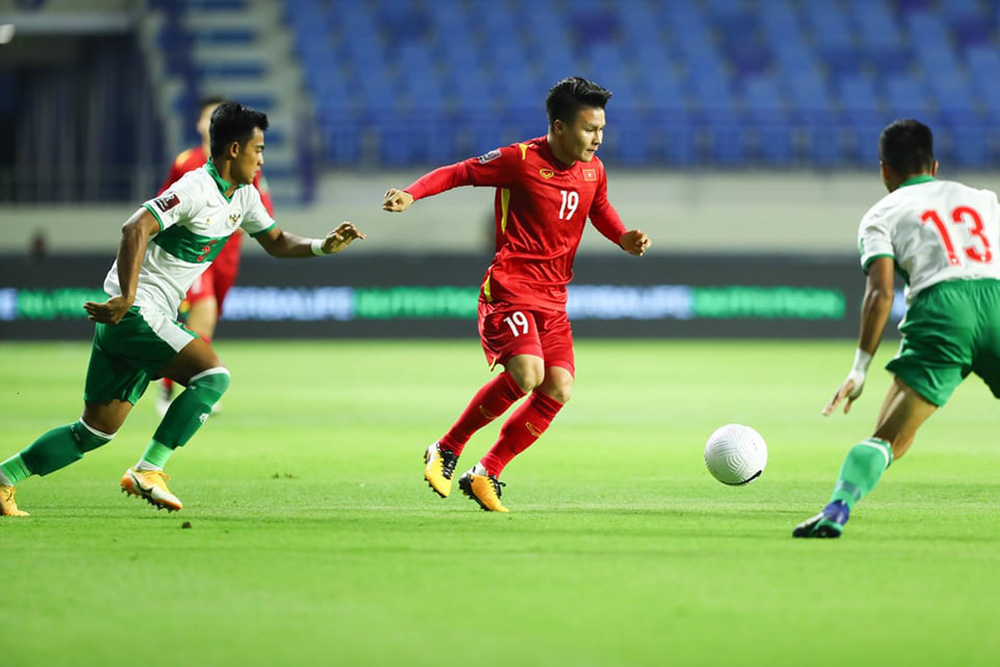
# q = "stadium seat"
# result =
<box><xmin>280</xmin><ymin>0</ymin><xmax>1000</xmax><ymax>169</ymax></box>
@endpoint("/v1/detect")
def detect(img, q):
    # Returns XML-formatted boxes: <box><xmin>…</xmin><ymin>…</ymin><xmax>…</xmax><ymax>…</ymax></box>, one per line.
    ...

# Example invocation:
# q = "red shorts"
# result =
<box><xmin>478</xmin><ymin>299</ymin><xmax>575</xmax><ymax>376</ymax></box>
<box><xmin>184</xmin><ymin>234</ymin><xmax>241</xmax><ymax>314</ymax></box>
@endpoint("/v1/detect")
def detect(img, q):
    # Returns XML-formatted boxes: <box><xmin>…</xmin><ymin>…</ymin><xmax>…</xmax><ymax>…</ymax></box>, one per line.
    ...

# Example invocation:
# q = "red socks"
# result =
<box><xmin>439</xmin><ymin>372</ymin><xmax>525</xmax><ymax>455</ymax></box>
<box><xmin>481</xmin><ymin>391</ymin><xmax>563</xmax><ymax>477</ymax></box>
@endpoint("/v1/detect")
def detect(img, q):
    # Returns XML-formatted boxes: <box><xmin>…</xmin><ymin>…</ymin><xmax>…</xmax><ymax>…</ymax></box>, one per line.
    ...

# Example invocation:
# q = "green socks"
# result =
<box><xmin>830</xmin><ymin>437</ymin><xmax>894</xmax><ymax>509</ymax></box>
<box><xmin>8</xmin><ymin>420</ymin><xmax>114</xmax><ymax>480</ymax></box>
<box><xmin>145</xmin><ymin>368</ymin><xmax>230</xmax><ymax>464</ymax></box>
<box><xmin>0</xmin><ymin>454</ymin><xmax>31</xmax><ymax>486</ymax></box>
<box><xmin>137</xmin><ymin>440</ymin><xmax>174</xmax><ymax>470</ymax></box>
<box><xmin>2</xmin><ymin>369</ymin><xmax>231</xmax><ymax>484</ymax></box>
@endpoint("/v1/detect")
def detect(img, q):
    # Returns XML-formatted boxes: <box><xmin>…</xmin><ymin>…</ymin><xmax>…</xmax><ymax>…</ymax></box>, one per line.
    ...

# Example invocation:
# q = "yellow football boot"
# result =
<box><xmin>0</xmin><ymin>485</ymin><xmax>29</xmax><ymax>517</ymax></box>
<box><xmin>424</xmin><ymin>443</ymin><xmax>458</xmax><ymax>498</ymax></box>
<box><xmin>120</xmin><ymin>468</ymin><xmax>183</xmax><ymax>512</ymax></box>
<box><xmin>458</xmin><ymin>468</ymin><xmax>509</xmax><ymax>512</ymax></box>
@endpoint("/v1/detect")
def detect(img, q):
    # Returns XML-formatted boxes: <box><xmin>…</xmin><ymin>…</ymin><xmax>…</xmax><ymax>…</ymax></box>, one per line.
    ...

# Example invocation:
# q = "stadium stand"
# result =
<box><xmin>173</xmin><ymin>0</ymin><xmax>1000</xmax><ymax>169</ymax></box>
<box><xmin>146</xmin><ymin>0</ymin><xmax>312</xmax><ymax>202</ymax></box>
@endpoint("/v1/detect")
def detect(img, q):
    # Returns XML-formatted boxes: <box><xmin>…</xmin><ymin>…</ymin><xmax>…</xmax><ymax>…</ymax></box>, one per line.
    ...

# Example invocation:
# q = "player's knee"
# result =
<box><xmin>507</xmin><ymin>359</ymin><xmax>545</xmax><ymax>392</ymax></box>
<box><xmin>541</xmin><ymin>379</ymin><xmax>572</xmax><ymax>404</ymax></box>
<box><xmin>74</xmin><ymin>419</ymin><xmax>115</xmax><ymax>453</ymax></box>
<box><xmin>190</xmin><ymin>367</ymin><xmax>231</xmax><ymax>403</ymax></box>
<box><xmin>513</xmin><ymin>369</ymin><xmax>544</xmax><ymax>393</ymax></box>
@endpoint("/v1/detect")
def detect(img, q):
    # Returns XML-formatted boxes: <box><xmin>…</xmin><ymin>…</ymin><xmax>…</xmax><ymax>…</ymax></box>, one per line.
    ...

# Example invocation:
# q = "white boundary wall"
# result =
<box><xmin>3</xmin><ymin>170</ymin><xmax>999</xmax><ymax>256</ymax></box>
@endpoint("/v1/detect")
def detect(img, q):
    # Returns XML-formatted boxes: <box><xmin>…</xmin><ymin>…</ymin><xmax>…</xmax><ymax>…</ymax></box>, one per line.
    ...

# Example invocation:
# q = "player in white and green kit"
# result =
<box><xmin>0</xmin><ymin>102</ymin><xmax>365</xmax><ymax>516</ymax></box>
<box><xmin>795</xmin><ymin>119</ymin><xmax>1000</xmax><ymax>538</ymax></box>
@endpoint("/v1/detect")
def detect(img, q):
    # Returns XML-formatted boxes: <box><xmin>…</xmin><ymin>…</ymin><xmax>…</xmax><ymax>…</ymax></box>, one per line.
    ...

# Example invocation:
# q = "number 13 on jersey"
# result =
<box><xmin>921</xmin><ymin>206</ymin><xmax>993</xmax><ymax>266</ymax></box>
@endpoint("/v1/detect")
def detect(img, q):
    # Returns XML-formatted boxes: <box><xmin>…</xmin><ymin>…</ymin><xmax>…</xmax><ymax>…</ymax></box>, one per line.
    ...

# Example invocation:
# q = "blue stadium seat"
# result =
<box><xmin>282</xmin><ymin>0</ymin><xmax>1000</xmax><ymax>169</ymax></box>
<box><xmin>742</xmin><ymin>76</ymin><xmax>793</xmax><ymax>165</ymax></box>
<box><xmin>884</xmin><ymin>77</ymin><xmax>934</xmax><ymax>121</ymax></box>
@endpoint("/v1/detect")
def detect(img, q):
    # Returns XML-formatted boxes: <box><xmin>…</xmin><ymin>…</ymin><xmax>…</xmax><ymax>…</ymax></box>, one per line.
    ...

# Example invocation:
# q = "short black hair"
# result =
<box><xmin>209</xmin><ymin>101</ymin><xmax>269</xmax><ymax>159</ymax></box>
<box><xmin>199</xmin><ymin>95</ymin><xmax>229</xmax><ymax>112</ymax></box>
<box><xmin>879</xmin><ymin>119</ymin><xmax>934</xmax><ymax>177</ymax></box>
<box><xmin>546</xmin><ymin>77</ymin><xmax>612</xmax><ymax>129</ymax></box>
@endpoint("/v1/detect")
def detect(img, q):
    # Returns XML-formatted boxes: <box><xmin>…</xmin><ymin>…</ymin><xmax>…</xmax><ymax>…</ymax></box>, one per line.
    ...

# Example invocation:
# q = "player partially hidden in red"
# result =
<box><xmin>383</xmin><ymin>77</ymin><xmax>650</xmax><ymax>512</ymax></box>
<box><xmin>157</xmin><ymin>97</ymin><xmax>275</xmax><ymax>416</ymax></box>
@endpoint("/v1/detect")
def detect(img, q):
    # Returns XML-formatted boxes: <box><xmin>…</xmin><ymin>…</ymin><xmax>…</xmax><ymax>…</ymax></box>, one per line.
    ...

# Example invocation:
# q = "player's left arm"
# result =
<box><xmin>383</xmin><ymin>146</ymin><xmax>521</xmax><ymax>213</ymax></box>
<box><xmin>823</xmin><ymin>256</ymin><xmax>895</xmax><ymax>416</ymax></box>
<box><xmin>589</xmin><ymin>170</ymin><xmax>650</xmax><ymax>256</ymax></box>
<box><xmin>253</xmin><ymin>222</ymin><xmax>366</xmax><ymax>258</ymax></box>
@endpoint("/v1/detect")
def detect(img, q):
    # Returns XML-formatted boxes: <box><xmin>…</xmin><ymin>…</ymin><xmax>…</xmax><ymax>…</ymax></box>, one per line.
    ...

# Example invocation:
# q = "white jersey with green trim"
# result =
<box><xmin>103</xmin><ymin>165</ymin><xmax>276</xmax><ymax>316</ymax></box>
<box><xmin>858</xmin><ymin>178</ymin><xmax>1000</xmax><ymax>305</ymax></box>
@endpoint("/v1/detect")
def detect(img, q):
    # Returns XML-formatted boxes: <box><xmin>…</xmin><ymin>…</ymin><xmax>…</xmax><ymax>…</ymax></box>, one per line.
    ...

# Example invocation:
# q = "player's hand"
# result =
<box><xmin>83</xmin><ymin>295</ymin><xmax>132</xmax><ymax>324</ymax></box>
<box><xmin>322</xmin><ymin>222</ymin><xmax>366</xmax><ymax>254</ymax></box>
<box><xmin>822</xmin><ymin>373</ymin><xmax>865</xmax><ymax>416</ymax></box>
<box><xmin>382</xmin><ymin>188</ymin><xmax>414</xmax><ymax>213</ymax></box>
<box><xmin>620</xmin><ymin>229</ymin><xmax>650</xmax><ymax>256</ymax></box>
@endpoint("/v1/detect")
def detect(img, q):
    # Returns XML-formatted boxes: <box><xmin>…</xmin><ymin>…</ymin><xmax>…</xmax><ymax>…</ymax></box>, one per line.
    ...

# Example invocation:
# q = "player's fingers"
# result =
<box><xmin>822</xmin><ymin>391</ymin><xmax>842</xmax><ymax>416</ymax></box>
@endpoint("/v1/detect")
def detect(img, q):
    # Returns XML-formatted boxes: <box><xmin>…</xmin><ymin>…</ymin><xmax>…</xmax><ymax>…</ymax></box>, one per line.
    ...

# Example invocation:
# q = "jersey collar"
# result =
<box><xmin>205</xmin><ymin>160</ymin><xmax>246</xmax><ymax>201</ymax></box>
<box><xmin>899</xmin><ymin>174</ymin><xmax>935</xmax><ymax>188</ymax></box>
<box><xmin>541</xmin><ymin>138</ymin><xmax>575</xmax><ymax>170</ymax></box>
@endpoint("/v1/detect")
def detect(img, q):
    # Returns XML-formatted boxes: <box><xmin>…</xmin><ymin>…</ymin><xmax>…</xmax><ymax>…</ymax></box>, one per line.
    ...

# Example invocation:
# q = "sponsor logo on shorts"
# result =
<box><xmin>477</xmin><ymin>149</ymin><xmax>502</xmax><ymax>164</ymax></box>
<box><xmin>539</xmin><ymin>168</ymin><xmax>555</xmax><ymax>179</ymax></box>
<box><xmin>582</xmin><ymin>169</ymin><xmax>597</xmax><ymax>181</ymax></box>
<box><xmin>153</xmin><ymin>192</ymin><xmax>181</xmax><ymax>212</ymax></box>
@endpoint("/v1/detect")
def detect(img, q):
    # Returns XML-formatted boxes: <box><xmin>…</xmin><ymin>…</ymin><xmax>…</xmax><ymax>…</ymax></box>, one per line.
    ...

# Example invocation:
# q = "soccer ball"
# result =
<box><xmin>704</xmin><ymin>424</ymin><xmax>767</xmax><ymax>485</ymax></box>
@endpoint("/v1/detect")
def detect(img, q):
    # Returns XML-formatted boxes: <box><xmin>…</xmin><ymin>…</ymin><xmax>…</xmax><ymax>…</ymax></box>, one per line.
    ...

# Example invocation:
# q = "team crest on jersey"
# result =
<box><xmin>229</xmin><ymin>213</ymin><xmax>241</xmax><ymax>226</ymax></box>
<box><xmin>539</xmin><ymin>168</ymin><xmax>555</xmax><ymax>179</ymax></box>
<box><xmin>582</xmin><ymin>169</ymin><xmax>597</xmax><ymax>181</ymax></box>
<box><xmin>153</xmin><ymin>192</ymin><xmax>180</xmax><ymax>212</ymax></box>
<box><xmin>477</xmin><ymin>149</ymin><xmax>502</xmax><ymax>164</ymax></box>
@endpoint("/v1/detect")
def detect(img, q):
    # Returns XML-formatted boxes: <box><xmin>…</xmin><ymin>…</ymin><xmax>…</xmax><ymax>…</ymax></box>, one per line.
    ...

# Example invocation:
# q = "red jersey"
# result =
<box><xmin>158</xmin><ymin>147</ymin><xmax>275</xmax><ymax>272</ymax></box>
<box><xmin>405</xmin><ymin>137</ymin><xmax>627</xmax><ymax>310</ymax></box>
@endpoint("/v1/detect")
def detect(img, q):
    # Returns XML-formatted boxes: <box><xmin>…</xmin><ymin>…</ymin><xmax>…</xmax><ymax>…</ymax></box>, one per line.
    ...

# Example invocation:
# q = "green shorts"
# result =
<box><xmin>887</xmin><ymin>279</ymin><xmax>1000</xmax><ymax>407</ymax></box>
<box><xmin>83</xmin><ymin>306</ymin><xmax>196</xmax><ymax>404</ymax></box>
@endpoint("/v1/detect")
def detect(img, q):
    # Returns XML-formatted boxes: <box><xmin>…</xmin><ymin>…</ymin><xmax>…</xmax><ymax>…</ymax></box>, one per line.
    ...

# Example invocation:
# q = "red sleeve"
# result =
<box><xmin>253</xmin><ymin>172</ymin><xmax>275</xmax><ymax>216</ymax></box>
<box><xmin>405</xmin><ymin>146</ymin><xmax>521</xmax><ymax>200</ymax></box>
<box><xmin>158</xmin><ymin>160</ymin><xmax>185</xmax><ymax>196</ymax></box>
<box><xmin>588</xmin><ymin>168</ymin><xmax>627</xmax><ymax>244</ymax></box>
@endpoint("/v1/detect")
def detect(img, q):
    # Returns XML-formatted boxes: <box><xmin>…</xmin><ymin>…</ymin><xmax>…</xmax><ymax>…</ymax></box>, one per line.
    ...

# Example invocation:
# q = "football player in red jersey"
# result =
<box><xmin>157</xmin><ymin>97</ymin><xmax>275</xmax><ymax>416</ymax></box>
<box><xmin>383</xmin><ymin>77</ymin><xmax>650</xmax><ymax>512</ymax></box>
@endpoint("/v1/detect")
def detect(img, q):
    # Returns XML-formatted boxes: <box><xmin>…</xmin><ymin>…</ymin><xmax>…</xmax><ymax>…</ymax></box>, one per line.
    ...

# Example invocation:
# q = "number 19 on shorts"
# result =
<box><xmin>503</xmin><ymin>311</ymin><xmax>530</xmax><ymax>336</ymax></box>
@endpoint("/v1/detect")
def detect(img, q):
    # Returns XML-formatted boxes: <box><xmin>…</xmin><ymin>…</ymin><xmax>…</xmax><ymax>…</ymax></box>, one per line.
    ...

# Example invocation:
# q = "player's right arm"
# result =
<box><xmin>382</xmin><ymin>146</ymin><xmax>520</xmax><ymax>213</ymax></box>
<box><xmin>84</xmin><ymin>208</ymin><xmax>160</xmax><ymax>324</ymax></box>
<box><xmin>823</xmin><ymin>256</ymin><xmax>895</xmax><ymax>416</ymax></box>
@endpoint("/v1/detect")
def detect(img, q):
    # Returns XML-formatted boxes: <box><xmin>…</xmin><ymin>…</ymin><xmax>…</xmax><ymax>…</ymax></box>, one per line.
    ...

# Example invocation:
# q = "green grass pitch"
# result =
<box><xmin>1</xmin><ymin>339</ymin><xmax>998</xmax><ymax>666</ymax></box>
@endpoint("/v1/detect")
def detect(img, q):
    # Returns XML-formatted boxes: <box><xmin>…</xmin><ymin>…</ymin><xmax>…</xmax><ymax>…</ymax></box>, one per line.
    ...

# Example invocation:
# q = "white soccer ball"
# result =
<box><xmin>704</xmin><ymin>424</ymin><xmax>767</xmax><ymax>485</ymax></box>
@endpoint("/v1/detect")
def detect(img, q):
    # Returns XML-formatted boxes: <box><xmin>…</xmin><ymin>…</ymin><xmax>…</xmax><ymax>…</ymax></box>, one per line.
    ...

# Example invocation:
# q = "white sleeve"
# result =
<box><xmin>141</xmin><ymin>173</ymin><xmax>200</xmax><ymax>233</ymax></box>
<box><xmin>239</xmin><ymin>186</ymin><xmax>276</xmax><ymax>237</ymax></box>
<box><xmin>858</xmin><ymin>203</ymin><xmax>894</xmax><ymax>271</ymax></box>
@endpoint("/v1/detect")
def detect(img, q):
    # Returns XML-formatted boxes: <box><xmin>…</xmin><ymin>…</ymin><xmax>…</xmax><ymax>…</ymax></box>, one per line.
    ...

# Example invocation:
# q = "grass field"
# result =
<box><xmin>1</xmin><ymin>339</ymin><xmax>998</xmax><ymax>666</ymax></box>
